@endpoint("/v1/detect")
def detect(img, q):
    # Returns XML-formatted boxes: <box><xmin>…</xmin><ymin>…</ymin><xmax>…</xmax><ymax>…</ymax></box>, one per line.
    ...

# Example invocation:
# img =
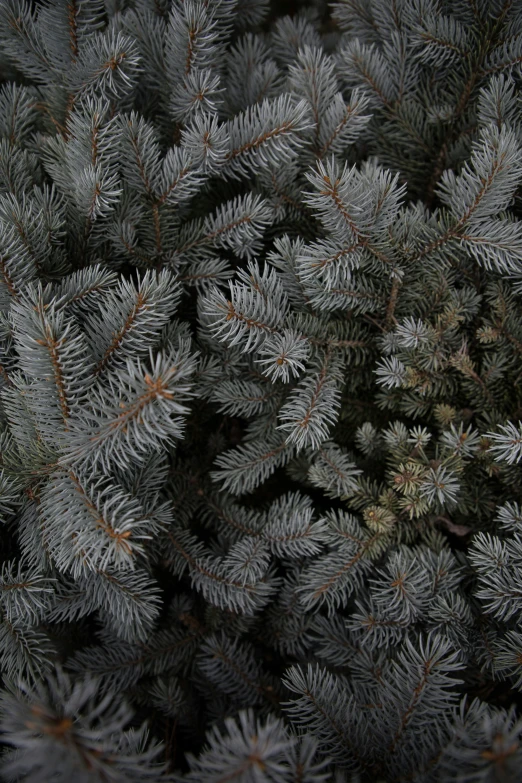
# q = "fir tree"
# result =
<box><xmin>1</xmin><ymin>0</ymin><xmax>522</xmax><ymax>781</ymax></box>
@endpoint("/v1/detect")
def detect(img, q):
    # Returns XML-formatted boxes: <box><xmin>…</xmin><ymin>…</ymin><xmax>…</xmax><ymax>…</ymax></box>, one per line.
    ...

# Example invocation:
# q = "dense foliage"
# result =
<box><xmin>1</xmin><ymin>0</ymin><xmax>522</xmax><ymax>780</ymax></box>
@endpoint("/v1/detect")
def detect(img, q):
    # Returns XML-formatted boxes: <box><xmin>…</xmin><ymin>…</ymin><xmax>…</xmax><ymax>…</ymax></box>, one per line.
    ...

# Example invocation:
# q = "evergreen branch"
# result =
<box><xmin>212</xmin><ymin>437</ymin><xmax>294</xmax><ymax>495</ymax></box>
<box><xmin>165</xmin><ymin>528</ymin><xmax>277</xmax><ymax>615</ymax></box>
<box><xmin>62</xmin><ymin>345</ymin><xmax>197</xmax><ymax>470</ymax></box>
<box><xmin>223</xmin><ymin>96</ymin><xmax>311</xmax><ymax>179</ymax></box>
<box><xmin>277</xmin><ymin>350</ymin><xmax>342</xmax><ymax>451</ymax></box>
<box><xmin>283</xmin><ymin>664</ymin><xmax>362</xmax><ymax>768</ymax></box>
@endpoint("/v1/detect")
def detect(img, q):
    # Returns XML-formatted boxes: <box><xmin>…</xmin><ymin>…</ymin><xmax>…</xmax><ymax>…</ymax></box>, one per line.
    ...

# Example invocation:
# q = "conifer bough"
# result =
<box><xmin>1</xmin><ymin>0</ymin><xmax>522</xmax><ymax>781</ymax></box>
